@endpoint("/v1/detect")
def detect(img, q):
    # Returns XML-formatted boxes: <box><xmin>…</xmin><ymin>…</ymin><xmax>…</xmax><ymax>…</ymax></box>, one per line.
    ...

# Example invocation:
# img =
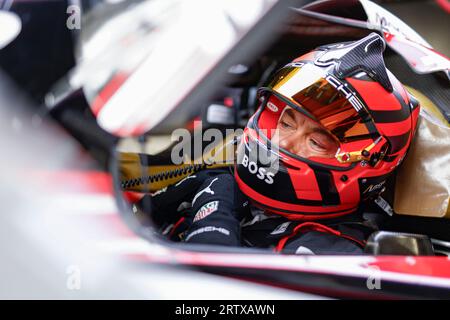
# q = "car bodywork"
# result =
<box><xmin>1</xmin><ymin>0</ymin><xmax>449</xmax><ymax>299</ymax></box>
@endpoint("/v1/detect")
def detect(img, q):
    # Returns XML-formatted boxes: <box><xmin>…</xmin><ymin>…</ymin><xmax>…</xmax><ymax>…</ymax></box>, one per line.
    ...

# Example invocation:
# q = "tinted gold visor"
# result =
<box><xmin>259</xmin><ymin>63</ymin><xmax>383</xmax><ymax>164</ymax></box>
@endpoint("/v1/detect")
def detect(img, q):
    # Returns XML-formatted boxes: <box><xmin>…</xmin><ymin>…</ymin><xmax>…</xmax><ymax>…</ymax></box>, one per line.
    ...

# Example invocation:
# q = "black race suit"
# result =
<box><xmin>138</xmin><ymin>168</ymin><xmax>373</xmax><ymax>254</ymax></box>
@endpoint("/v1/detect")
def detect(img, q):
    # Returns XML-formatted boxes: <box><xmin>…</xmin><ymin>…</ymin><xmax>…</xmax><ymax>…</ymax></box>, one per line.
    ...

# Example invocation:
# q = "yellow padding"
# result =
<box><xmin>119</xmin><ymin>134</ymin><xmax>237</xmax><ymax>192</ymax></box>
<box><xmin>405</xmin><ymin>86</ymin><xmax>449</xmax><ymax>127</ymax></box>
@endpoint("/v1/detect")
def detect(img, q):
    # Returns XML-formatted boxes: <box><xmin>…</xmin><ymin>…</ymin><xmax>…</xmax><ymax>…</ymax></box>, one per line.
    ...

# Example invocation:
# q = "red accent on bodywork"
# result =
<box><xmin>30</xmin><ymin>171</ymin><xmax>114</xmax><ymax>194</ymax></box>
<box><xmin>436</xmin><ymin>0</ymin><xmax>450</xmax><ymax>14</ymax></box>
<box><xmin>369</xmin><ymin>257</ymin><xmax>450</xmax><ymax>278</ymax></box>
<box><xmin>123</xmin><ymin>191</ymin><xmax>145</xmax><ymax>203</ymax></box>
<box><xmin>124</xmin><ymin>244</ymin><xmax>450</xmax><ymax>284</ymax></box>
<box><xmin>91</xmin><ymin>73</ymin><xmax>129</xmax><ymax>116</ymax></box>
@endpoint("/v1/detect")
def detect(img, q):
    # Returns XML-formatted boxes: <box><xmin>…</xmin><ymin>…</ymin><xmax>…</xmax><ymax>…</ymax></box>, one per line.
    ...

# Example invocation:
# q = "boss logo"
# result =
<box><xmin>242</xmin><ymin>154</ymin><xmax>275</xmax><ymax>185</ymax></box>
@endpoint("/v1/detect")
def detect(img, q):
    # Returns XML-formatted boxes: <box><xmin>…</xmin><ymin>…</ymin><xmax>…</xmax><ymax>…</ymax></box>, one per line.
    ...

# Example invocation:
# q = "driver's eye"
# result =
<box><xmin>309</xmin><ymin>138</ymin><xmax>323</xmax><ymax>149</ymax></box>
<box><xmin>308</xmin><ymin>134</ymin><xmax>338</xmax><ymax>155</ymax></box>
<box><xmin>280</xmin><ymin>121</ymin><xmax>295</xmax><ymax>130</ymax></box>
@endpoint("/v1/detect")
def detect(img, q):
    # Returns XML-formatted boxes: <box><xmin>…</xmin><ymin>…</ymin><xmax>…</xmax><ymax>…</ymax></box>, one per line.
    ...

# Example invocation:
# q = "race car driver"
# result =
<box><xmin>140</xmin><ymin>33</ymin><xmax>420</xmax><ymax>255</ymax></box>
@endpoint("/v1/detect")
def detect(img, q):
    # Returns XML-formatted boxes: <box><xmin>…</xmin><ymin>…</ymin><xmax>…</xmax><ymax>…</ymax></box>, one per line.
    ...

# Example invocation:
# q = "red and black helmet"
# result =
<box><xmin>235</xmin><ymin>33</ymin><xmax>420</xmax><ymax>220</ymax></box>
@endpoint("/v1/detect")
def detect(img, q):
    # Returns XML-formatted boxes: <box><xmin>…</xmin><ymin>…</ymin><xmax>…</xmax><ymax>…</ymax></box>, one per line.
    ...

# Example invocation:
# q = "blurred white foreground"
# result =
<box><xmin>0</xmin><ymin>71</ymin><xmax>317</xmax><ymax>299</ymax></box>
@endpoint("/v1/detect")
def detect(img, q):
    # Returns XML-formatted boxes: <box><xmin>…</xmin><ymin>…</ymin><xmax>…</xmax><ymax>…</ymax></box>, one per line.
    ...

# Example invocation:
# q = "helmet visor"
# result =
<box><xmin>256</xmin><ymin>63</ymin><xmax>383</xmax><ymax>166</ymax></box>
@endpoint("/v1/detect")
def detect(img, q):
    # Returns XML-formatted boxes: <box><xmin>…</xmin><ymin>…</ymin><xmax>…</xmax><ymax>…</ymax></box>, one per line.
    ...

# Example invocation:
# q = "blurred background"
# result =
<box><xmin>0</xmin><ymin>0</ymin><xmax>448</xmax><ymax>299</ymax></box>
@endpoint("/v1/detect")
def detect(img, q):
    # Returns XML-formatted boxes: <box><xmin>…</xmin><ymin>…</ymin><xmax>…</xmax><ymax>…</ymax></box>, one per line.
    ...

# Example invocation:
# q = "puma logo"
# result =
<box><xmin>192</xmin><ymin>178</ymin><xmax>219</xmax><ymax>206</ymax></box>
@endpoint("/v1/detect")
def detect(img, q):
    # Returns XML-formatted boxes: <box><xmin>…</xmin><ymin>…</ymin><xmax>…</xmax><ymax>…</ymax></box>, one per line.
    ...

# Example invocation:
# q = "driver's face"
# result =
<box><xmin>272</xmin><ymin>107</ymin><xmax>339</xmax><ymax>158</ymax></box>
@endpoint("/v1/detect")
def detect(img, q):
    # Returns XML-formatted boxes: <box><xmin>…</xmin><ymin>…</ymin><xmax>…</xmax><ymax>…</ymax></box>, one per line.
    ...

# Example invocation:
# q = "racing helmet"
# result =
<box><xmin>235</xmin><ymin>33</ymin><xmax>420</xmax><ymax>220</ymax></box>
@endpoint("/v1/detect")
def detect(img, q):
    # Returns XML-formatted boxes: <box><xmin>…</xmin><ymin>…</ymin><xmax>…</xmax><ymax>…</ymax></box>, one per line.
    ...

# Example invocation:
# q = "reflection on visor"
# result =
<box><xmin>266</xmin><ymin>63</ymin><xmax>374</xmax><ymax>143</ymax></box>
<box><xmin>254</xmin><ymin>63</ymin><xmax>386</xmax><ymax>166</ymax></box>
